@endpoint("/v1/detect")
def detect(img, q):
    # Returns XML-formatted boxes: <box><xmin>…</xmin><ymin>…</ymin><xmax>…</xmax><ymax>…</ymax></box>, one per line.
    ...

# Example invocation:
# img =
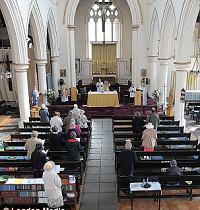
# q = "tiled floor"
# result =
<box><xmin>80</xmin><ymin>118</ymin><xmax>117</xmax><ymax>210</ymax></box>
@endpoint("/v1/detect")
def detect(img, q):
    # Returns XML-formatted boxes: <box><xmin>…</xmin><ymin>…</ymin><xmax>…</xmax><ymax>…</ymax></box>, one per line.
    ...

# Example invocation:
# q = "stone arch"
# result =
<box><xmin>159</xmin><ymin>0</ymin><xmax>176</xmax><ymax>59</ymax></box>
<box><xmin>148</xmin><ymin>8</ymin><xmax>160</xmax><ymax>56</ymax></box>
<box><xmin>27</xmin><ymin>0</ymin><xmax>47</xmax><ymax>60</ymax></box>
<box><xmin>0</xmin><ymin>0</ymin><xmax>28</xmax><ymax>64</ymax></box>
<box><xmin>64</xmin><ymin>0</ymin><xmax>142</xmax><ymax>26</ymax></box>
<box><xmin>175</xmin><ymin>0</ymin><xmax>200</xmax><ymax>62</ymax></box>
<box><xmin>47</xmin><ymin>9</ymin><xmax>59</xmax><ymax>57</ymax></box>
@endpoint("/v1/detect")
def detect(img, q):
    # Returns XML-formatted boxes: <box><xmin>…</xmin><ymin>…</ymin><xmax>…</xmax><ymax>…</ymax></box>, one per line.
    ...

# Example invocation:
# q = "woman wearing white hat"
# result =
<box><xmin>142</xmin><ymin>123</ymin><xmax>157</xmax><ymax>152</ymax></box>
<box><xmin>42</xmin><ymin>161</ymin><xmax>64</xmax><ymax>208</ymax></box>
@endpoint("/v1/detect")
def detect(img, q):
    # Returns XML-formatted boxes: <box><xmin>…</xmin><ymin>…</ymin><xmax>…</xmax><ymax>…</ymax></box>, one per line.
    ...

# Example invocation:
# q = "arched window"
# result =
<box><xmin>88</xmin><ymin>1</ymin><xmax>121</xmax><ymax>58</ymax></box>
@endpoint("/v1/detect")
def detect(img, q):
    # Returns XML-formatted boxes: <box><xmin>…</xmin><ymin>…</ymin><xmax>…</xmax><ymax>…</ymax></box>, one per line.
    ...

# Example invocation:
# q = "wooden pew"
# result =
<box><xmin>24</xmin><ymin>122</ymin><xmax>50</xmax><ymax>128</ymax></box>
<box><xmin>113</xmin><ymin>132</ymin><xmax>191</xmax><ymax>140</ymax></box>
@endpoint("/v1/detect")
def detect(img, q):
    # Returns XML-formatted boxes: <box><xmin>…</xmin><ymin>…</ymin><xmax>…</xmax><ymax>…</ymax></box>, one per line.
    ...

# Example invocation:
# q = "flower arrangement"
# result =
<box><xmin>44</xmin><ymin>89</ymin><xmax>56</xmax><ymax>103</ymax></box>
<box><xmin>152</xmin><ymin>89</ymin><xmax>161</xmax><ymax>99</ymax></box>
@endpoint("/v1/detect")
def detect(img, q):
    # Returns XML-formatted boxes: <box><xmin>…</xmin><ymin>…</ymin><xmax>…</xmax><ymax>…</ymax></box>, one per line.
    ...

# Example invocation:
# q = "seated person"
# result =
<box><xmin>63</xmin><ymin>110</ymin><xmax>74</xmax><ymax>132</ymax></box>
<box><xmin>67</xmin><ymin>131</ymin><xmax>82</xmax><ymax>161</ymax></box>
<box><xmin>50</xmin><ymin>112</ymin><xmax>63</xmax><ymax>133</ymax></box>
<box><xmin>165</xmin><ymin>159</ymin><xmax>182</xmax><ymax>185</ymax></box>
<box><xmin>79</xmin><ymin>109</ymin><xmax>89</xmax><ymax>128</ymax></box>
<box><xmin>119</xmin><ymin>140</ymin><xmax>137</xmax><ymax>176</ymax></box>
<box><xmin>31</xmin><ymin>143</ymin><xmax>47</xmax><ymax>178</ymax></box>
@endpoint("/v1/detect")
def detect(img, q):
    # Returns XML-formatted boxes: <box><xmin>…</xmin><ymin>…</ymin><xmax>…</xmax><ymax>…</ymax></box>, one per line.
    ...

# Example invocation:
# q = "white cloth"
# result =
<box><xmin>50</xmin><ymin>116</ymin><xmax>63</xmax><ymax>132</ymax></box>
<box><xmin>42</xmin><ymin>170</ymin><xmax>63</xmax><ymax>200</ymax></box>
<box><xmin>129</xmin><ymin>86</ymin><xmax>136</xmax><ymax>98</ymax></box>
<box><xmin>96</xmin><ymin>81</ymin><xmax>104</xmax><ymax>92</ymax></box>
<box><xmin>142</xmin><ymin>86</ymin><xmax>147</xmax><ymax>105</ymax></box>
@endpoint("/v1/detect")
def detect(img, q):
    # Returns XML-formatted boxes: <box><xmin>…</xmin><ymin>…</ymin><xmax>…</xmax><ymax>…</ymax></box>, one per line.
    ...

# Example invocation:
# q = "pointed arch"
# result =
<box><xmin>27</xmin><ymin>0</ymin><xmax>47</xmax><ymax>60</ymax></box>
<box><xmin>47</xmin><ymin>9</ymin><xmax>59</xmax><ymax>57</ymax></box>
<box><xmin>159</xmin><ymin>0</ymin><xmax>176</xmax><ymax>59</ymax></box>
<box><xmin>175</xmin><ymin>0</ymin><xmax>200</xmax><ymax>63</ymax></box>
<box><xmin>63</xmin><ymin>0</ymin><xmax>142</xmax><ymax>26</ymax></box>
<box><xmin>148</xmin><ymin>8</ymin><xmax>160</xmax><ymax>56</ymax></box>
<box><xmin>0</xmin><ymin>0</ymin><xmax>28</xmax><ymax>64</ymax></box>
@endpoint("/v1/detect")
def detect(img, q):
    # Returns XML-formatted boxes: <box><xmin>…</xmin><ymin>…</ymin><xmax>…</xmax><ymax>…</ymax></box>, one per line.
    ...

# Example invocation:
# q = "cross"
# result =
<box><xmin>95</xmin><ymin>0</ymin><xmax>112</xmax><ymax>43</ymax></box>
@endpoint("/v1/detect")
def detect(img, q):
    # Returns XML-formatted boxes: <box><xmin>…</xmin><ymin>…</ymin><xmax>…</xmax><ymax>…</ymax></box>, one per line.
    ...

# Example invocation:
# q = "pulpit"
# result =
<box><xmin>135</xmin><ymin>90</ymin><xmax>142</xmax><ymax>105</ymax></box>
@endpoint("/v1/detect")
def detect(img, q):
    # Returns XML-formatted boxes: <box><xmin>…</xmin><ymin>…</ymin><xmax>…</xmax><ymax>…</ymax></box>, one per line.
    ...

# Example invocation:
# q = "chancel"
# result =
<box><xmin>0</xmin><ymin>0</ymin><xmax>200</xmax><ymax>210</ymax></box>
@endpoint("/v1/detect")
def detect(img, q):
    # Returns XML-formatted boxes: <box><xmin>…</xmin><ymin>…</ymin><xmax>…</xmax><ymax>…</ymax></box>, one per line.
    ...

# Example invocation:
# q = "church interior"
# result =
<box><xmin>0</xmin><ymin>0</ymin><xmax>200</xmax><ymax>209</ymax></box>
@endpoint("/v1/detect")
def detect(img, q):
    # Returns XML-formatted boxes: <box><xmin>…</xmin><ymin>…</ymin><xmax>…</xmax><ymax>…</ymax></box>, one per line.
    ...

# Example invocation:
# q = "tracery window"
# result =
<box><xmin>88</xmin><ymin>1</ymin><xmax>121</xmax><ymax>58</ymax></box>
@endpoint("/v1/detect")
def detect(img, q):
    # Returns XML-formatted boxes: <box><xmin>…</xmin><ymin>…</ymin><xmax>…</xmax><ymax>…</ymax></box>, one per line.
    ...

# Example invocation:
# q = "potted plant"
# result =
<box><xmin>44</xmin><ymin>89</ymin><xmax>56</xmax><ymax>105</ymax></box>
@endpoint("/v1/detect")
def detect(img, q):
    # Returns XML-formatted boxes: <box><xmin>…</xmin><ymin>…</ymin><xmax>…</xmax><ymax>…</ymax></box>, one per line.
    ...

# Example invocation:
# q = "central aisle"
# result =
<box><xmin>80</xmin><ymin>118</ymin><xmax>117</xmax><ymax>210</ymax></box>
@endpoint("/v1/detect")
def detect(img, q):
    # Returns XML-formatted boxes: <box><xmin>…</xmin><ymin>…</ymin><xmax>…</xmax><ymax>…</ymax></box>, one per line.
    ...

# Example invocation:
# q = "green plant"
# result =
<box><xmin>152</xmin><ymin>89</ymin><xmax>160</xmax><ymax>99</ymax></box>
<box><xmin>44</xmin><ymin>89</ymin><xmax>56</xmax><ymax>103</ymax></box>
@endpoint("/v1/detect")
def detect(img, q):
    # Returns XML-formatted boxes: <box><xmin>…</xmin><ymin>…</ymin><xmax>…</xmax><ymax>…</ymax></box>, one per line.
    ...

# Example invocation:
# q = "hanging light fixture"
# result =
<box><xmin>0</xmin><ymin>14</ymin><xmax>12</xmax><ymax>80</ymax></box>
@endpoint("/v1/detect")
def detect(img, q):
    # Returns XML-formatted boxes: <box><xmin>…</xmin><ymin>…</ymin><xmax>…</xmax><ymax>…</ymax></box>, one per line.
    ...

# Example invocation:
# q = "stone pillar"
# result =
<box><xmin>148</xmin><ymin>56</ymin><xmax>158</xmax><ymax>97</ymax></box>
<box><xmin>13</xmin><ymin>64</ymin><xmax>30</xmax><ymax>127</ymax></box>
<box><xmin>174</xmin><ymin>62</ymin><xmax>190</xmax><ymax>126</ymax></box>
<box><xmin>36</xmin><ymin>60</ymin><xmax>47</xmax><ymax>94</ymax></box>
<box><xmin>68</xmin><ymin>25</ymin><xmax>76</xmax><ymax>87</ymax></box>
<box><xmin>132</xmin><ymin>25</ymin><xmax>139</xmax><ymax>87</ymax></box>
<box><xmin>158</xmin><ymin>59</ymin><xmax>169</xmax><ymax>107</ymax></box>
<box><xmin>68</xmin><ymin>25</ymin><xmax>77</xmax><ymax>101</ymax></box>
<box><xmin>50</xmin><ymin>56</ymin><xmax>59</xmax><ymax>97</ymax></box>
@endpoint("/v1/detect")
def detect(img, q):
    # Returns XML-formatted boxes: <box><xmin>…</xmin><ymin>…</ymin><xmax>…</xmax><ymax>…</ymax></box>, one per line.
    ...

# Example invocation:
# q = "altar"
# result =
<box><xmin>87</xmin><ymin>91</ymin><xmax>119</xmax><ymax>107</ymax></box>
<box><xmin>92</xmin><ymin>74</ymin><xmax>116</xmax><ymax>85</ymax></box>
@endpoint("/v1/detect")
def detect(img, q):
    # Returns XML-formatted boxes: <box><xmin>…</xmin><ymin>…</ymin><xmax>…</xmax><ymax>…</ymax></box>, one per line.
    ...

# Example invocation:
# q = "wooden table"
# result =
<box><xmin>87</xmin><ymin>91</ymin><xmax>119</xmax><ymax>107</ymax></box>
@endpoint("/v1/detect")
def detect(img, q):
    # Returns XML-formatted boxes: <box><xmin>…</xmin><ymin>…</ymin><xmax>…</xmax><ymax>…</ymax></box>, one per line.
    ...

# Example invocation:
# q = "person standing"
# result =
<box><xmin>25</xmin><ymin>130</ymin><xmax>44</xmax><ymax>159</ymax></box>
<box><xmin>129</xmin><ymin>84</ymin><xmax>136</xmax><ymax>103</ymax></box>
<box><xmin>142</xmin><ymin>123</ymin><xmax>157</xmax><ymax>152</ymax></box>
<box><xmin>67</xmin><ymin>131</ymin><xmax>82</xmax><ymax>161</ymax></box>
<box><xmin>42</xmin><ymin>161</ymin><xmax>64</xmax><ymax>208</ymax></box>
<box><xmin>50</xmin><ymin>112</ymin><xmax>63</xmax><ymax>133</ymax></box>
<box><xmin>132</xmin><ymin>112</ymin><xmax>145</xmax><ymax>134</ymax></box>
<box><xmin>96</xmin><ymin>79</ymin><xmax>104</xmax><ymax>92</ymax></box>
<box><xmin>119</xmin><ymin>140</ymin><xmax>137</xmax><ymax>176</ymax></box>
<box><xmin>146</xmin><ymin>107</ymin><xmax>160</xmax><ymax>130</ymax></box>
<box><xmin>39</xmin><ymin>104</ymin><xmax>49</xmax><ymax>123</ymax></box>
<box><xmin>31</xmin><ymin>143</ymin><xmax>47</xmax><ymax>178</ymax></box>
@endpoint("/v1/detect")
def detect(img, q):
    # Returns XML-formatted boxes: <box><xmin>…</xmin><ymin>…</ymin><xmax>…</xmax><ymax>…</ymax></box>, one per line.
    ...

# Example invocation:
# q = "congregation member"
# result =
<box><xmin>79</xmin><ymin>109</ymin><xmax>89</xmax><ymax>128</ymax></box>
<box><xmin>96</xmin><ymin>78</ymin><xmax>104</xmax><ymax>92</ymax></box>
<box><xmin>25</xmin><ymin>130</ymin><xmax>44</xmax><ymax>159</ymax></box>
<box><xmin>166</xmin><ymin>159</ymin><xmax>182</xmax><ymax>176</ymax></box>
<box><xmin>119</xmin><ymin>139</ymin><xmax>136</xmax><ymax>176</ymax></box>
<box><xmin>142</xmin><ymin>123</ymin><xmax>157</xmax><ymax>152</ymax></box>
<box><xmin>146</xmin><ymin>107</ymin><xmax>160</xmax><ymax>130</ymax></box>
<box><xmin>31</xmin><ymin>143</ymin><xmax>47</xmax><ymax>178</ymax></box>
<box><xmin>39</xmin><ymin>104</ymin><xmax>49</xmax><ymax>123</ymax></box>
<box><xmin>43</xmin><ymin>161</ymin><xmax>64</xmax><ymax>208</ymax></box>
<box><xmin>63</xmin><ymin>110</ymin><xmax>74</xmax><ymax>132</ymax></box>
<box><xmin>68</xmin><ymin>121</ymin><xmax>81</xmax><ymax>138</ymax></box>
<box><xmin>49</xmin><ymin>126</ymin><xmax>66</xmax><ymax>153</ymax></box>
<box><xmin>67</xmin><ymin>131</ymin><xmax>82</xmax><ymax>161</ymax></box>
<box><xmin>132</xmin><ymin>112</ymin><xmax>145</xmax><ymax>134</ymax></box>
<box><xmin>129</xmin><ymin>84</ymin><xmax>136</xmax><ymax>103</ymax></box>
<box><xmin>50</xmin><ymin>112</ymin><xmax>63</xmax><ymax>133</ymax></box>
<box><xmin>72</xmin><ymin>104</ymin><xmax>80</xmax><ymax>122</ymax></box>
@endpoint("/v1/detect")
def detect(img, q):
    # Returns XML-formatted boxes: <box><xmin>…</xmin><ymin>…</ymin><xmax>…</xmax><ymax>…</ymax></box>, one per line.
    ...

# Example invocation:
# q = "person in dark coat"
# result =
<box><xmin>67</xmin><ymin>131</ymin><xmax>82</xmax><ymax>161</ymax></box>
<box><xmin>31</xmin><ymin>143</ymin><xmax>47</xmax><ymax>178</ymax></box>
<box><xmin>165</xmin><ymin>159</ymin><xmax>182</xmax><ymax>185</ymax></box>
<box><xmin>39</xmin><ymin>104</ymin><xmax>49</xmax><ymax>123</ymax></box>
<box><xmin>132</xmin><ymin>112</ymin><xmax>145</xmax><ymax>134</ymax></box>
<box><xmin>146</xmin><ymin>107</ymin><xmax>160</xmax><ymax>130</ymax></box>
<box><xmin>119</xmin><ymin>140</ymin><xmax>137</xmax><ymax>176</ymax></box>
<box><xmin>49</xmin><ymin>126</ymin><xmax>66</xmax><ymax>159</ymax></box>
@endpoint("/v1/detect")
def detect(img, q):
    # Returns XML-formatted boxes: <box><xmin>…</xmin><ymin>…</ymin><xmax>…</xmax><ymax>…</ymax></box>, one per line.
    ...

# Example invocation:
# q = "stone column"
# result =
<box><xmin>13</xmin><ymin>64</ymin><xmax>30</xmax><ymax>127</ymax></box>
<box><xmin>36</xmin><ymin>59</ymin><xmax>47</xmax><ymax>94</ymax></box>
<box><xmin>174</xmin><ymin>62</ymin><xmax>190</xmax><ymax>126</ymax></box>
<box><xmin>68</xmin><ymin>25</ymin><xmax>77</xmax><ymax>101</ymax></box>
<box><xmin>158</xmin><ymin>59</ymin><xmax>170</xmax><ymax>107</ymax></box>
<box><xmin>132</xmin><ymin>25</ymin><xmax>139</xmax><ymax>87</ymax></box>
<box><xmin>50</xmin><ymin>56</ymin><xmax>59</xmax><ymax>97</ymax></box>
<box><xmin>148</xmin><ymin>56</ymin><xmax>158</xmax><ymax>97</ymax></box>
